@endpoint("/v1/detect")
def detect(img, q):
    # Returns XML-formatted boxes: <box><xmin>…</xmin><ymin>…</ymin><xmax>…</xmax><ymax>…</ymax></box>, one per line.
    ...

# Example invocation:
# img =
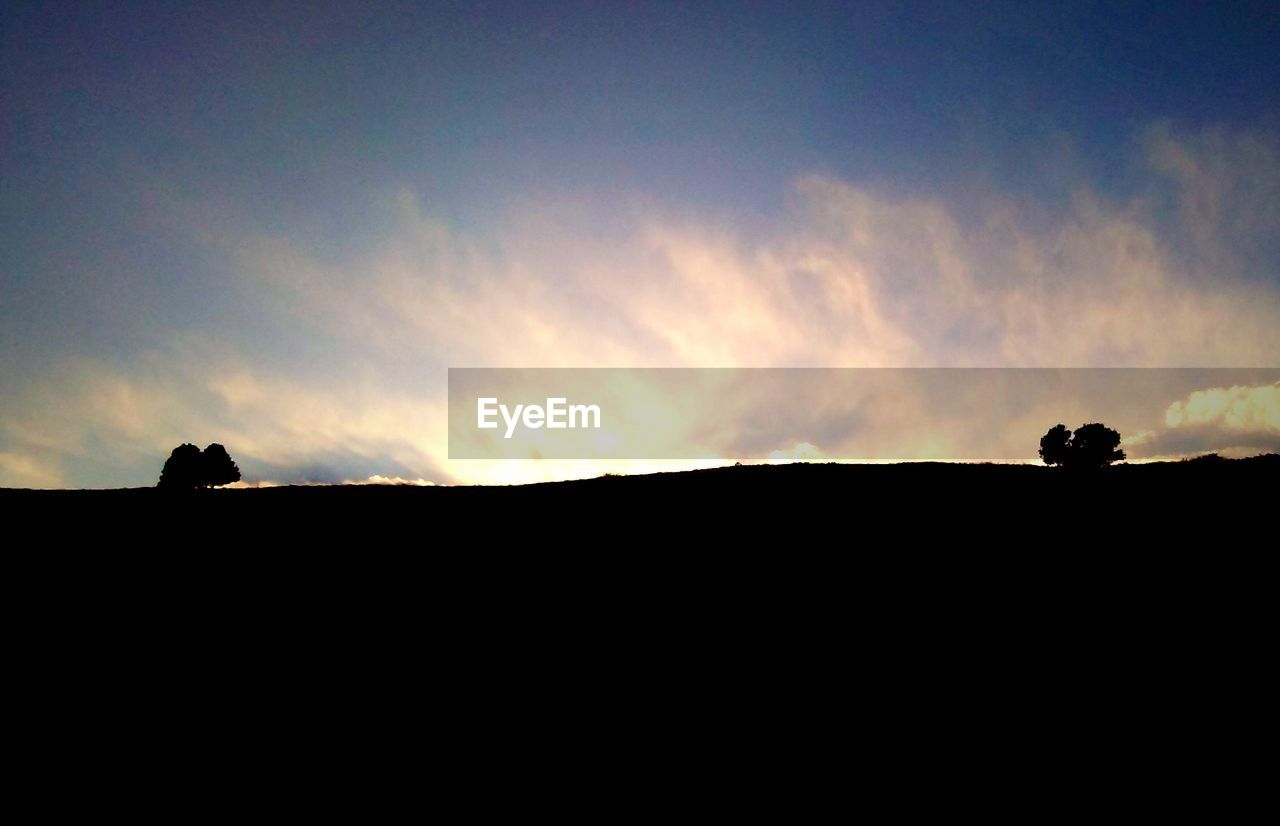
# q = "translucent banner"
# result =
<box><xmin>447</xmin><ymin>368</ymin><xmax>1280</xmax><ymax>461</ymax></box>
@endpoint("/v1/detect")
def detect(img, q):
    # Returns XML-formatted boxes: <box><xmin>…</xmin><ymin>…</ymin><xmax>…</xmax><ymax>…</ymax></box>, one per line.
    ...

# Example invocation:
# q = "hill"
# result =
<box><xmin>7</xmin><ymin>457</ymin><xmax>1271</xmax><ymax>761</ymax></box>
<box><xmin>6</xmin><ymin>455</ymin><xmax>1275</xmax><ymax>547</ymax></box>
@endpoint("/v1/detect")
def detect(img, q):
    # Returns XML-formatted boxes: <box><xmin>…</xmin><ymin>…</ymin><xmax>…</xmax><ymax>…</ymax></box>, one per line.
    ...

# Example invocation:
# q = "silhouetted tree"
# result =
<box><xmin>1039</xmin><ymin>424</ymin><xmax>1072</xmax><ymax>466</ymax></box>
<box><xmin>158</xmin><ymin>443</ymin><xmax>202</xmax><ymax>490</ymax></box>
<box><xmin>1071</xmin><ymin>423</ymin><xmax>1126</xmax><ymax>468</ymax></box>
<box><xmin>199</xmin><ymin>443</ymin><xmax>241</xmax><ymax>488</ymax></box>
<box><xmin>157</xmin><ymin>443</ymin><xmax>242</xmax><ymax>490</ymax></box>
<box><xmin>1039</xmin><ymin>423</ymin><xmax>1126</xmax><ymax>470</ymax></box>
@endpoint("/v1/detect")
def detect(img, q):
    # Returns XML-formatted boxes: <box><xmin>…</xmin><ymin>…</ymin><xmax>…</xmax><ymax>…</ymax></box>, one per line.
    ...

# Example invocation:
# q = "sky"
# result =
<box><xmin>2</xmin><ymin>0</ymin><xmax>1279</xmax><ymax>488</ymax></box>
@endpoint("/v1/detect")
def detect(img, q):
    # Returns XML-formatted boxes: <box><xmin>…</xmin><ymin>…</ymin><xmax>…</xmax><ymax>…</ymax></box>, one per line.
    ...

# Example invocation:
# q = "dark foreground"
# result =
<box><xmin>7</xmin><ymin>455</ymin><xmax>1277</xmax><ymax>541</ymax></box>
<box><xmin>11</xmin><ymin>456</ymin><xmax>1273</xmax><ymax>619</ymax></box>
<box><xmin>6</xmin><ymin>458</ymin><xmax>1273</xmax><ymax>796</ymax></box>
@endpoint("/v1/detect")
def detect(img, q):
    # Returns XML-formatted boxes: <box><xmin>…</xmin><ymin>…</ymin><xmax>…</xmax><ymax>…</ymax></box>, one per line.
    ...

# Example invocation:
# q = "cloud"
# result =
<box><xmin>1144</xmin><ymin>122</ymin><xmax>1280</xmax><ymax>280</ymax></box>
<box><xmin>1164</xmin><ymin>382</ymin><xmax>1280</xmax><ymax>431</ymax></box>
<box><xmin>1132</xmin><ymin>381</ymin><xmax>1280</xmax><ymax>458</ymax></box>
<box><xmin>3</xmin><ymin>124</ymin><xmax>1279</xmax><ymax>486</ymax></box>
<box><xmin>234</xmin><ymin>140</ymin><xmax>1280</xmax><ymax>372</ymax></box>
<box><xmin>0</xmin><ymin>451</ymin><xmax>62</xmax><ymax>489</ymax></box>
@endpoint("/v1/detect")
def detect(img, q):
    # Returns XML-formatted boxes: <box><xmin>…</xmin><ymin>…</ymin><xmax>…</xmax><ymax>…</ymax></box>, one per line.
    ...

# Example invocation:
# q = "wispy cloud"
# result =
<box><xmin>3</xmin><ymin>125</ymin><xmax>1278</xmax><ymax>487</ymax></box>
<box><xmin>0</xmin><ymin>451</ymin><xmax>62</xmax><ymax>489</ymax></box>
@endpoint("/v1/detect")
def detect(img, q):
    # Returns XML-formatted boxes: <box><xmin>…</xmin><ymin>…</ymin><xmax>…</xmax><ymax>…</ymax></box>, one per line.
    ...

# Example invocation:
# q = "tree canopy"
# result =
<box><xmin>158</xmin><ymin>443</ymin><xmax>241</xmax><ymax>490</ymax></box>
<box><xmin>199</xmin><ymin>443</ymin><xmax>241</xmax><ymax>488</ymax></box>
<box><xmin>1039</xmin><ymin>423</ymin><xmax>1125</xmax><ymax>469</ymax></box>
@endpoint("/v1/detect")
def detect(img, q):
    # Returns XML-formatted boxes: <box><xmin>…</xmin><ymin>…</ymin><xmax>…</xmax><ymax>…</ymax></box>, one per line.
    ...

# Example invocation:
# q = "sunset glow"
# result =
<box><xmin>2</xmin><ymin>3</ymin><xmax>1277</xmax><ymax>487</ymax></box>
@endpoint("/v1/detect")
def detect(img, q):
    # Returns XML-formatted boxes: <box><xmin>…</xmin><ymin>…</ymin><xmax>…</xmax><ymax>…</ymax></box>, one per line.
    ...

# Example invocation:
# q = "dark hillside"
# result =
<box><xmin>6</xmin><ymin>458</ymin><xmax>1270</xmax><ymax>775</ymax></box>
<box><xmin>7</xmin><ymin>456</ymin><xmax>1274</xmax><ymax>547</ymax></box>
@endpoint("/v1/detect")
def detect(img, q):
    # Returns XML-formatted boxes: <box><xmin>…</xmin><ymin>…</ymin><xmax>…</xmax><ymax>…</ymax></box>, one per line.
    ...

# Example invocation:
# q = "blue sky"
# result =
<box><xmin>2</xmin><ymin>1</ymin><xmax>1278</xmax><ymax>487</ymax></box>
